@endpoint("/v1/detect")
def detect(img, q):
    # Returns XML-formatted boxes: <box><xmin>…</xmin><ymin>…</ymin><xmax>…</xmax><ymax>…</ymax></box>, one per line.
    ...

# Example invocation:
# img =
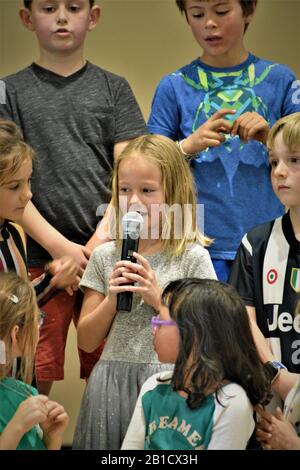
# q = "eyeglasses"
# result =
<box><xmin>151</xmin><ymin>315</ymin><xmax>176</xmax><ymax>330</ymax></box>
<box><xmin>38</xmin><ymin>310</ymin><xmax>47</xmax><ymax>327</ymax></box>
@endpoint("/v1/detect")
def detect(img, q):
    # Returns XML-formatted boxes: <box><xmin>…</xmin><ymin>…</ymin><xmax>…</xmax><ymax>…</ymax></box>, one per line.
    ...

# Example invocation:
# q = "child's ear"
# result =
<box><xmin>10</xmin><ymin>325</ymin><xmax>22</xmax><ymax>357</ymax></box>
<box><xmin>88</xmin><ymin>5</ymin><xmax>101</xmax><ymax>31</ymax></box>
<box><xmin>19</xmin><ymin>8</ymin><xmax>35</xmax><ymax>32</ymax></box>
<box><xmin>244</xmin><ymin>1</ymin><xmax>257</xmax><ymax>26</ymax></box>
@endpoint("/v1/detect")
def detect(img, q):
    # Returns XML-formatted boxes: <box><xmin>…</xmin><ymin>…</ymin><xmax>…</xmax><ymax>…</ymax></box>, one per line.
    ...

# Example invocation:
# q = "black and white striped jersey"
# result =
<box><xmin>229</xmin><ymin>212</ymin><xmax>300</xmax><ymax>372</ymax></box>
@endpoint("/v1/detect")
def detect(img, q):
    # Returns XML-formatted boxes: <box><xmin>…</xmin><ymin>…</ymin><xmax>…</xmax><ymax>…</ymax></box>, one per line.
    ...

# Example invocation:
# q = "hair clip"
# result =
<box><xmin>8</xmin><ymin>294</ymin><xmax>19</xmax><ymax>304</ymax></box>
<box><xmin>0</xmin><ymin>340</ymin><xmax>6</xmax><ymax>365</ymax></box>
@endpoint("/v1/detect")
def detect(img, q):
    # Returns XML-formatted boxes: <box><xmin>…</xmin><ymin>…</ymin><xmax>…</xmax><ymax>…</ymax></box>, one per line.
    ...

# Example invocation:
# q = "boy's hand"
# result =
<box><xmin>114</xmin><ymin>252</ymin><xmax>161</xmax><ymax>311</ymax></box>
<box><xmin>41</xmin><ymin>400</ymin><xmax>69</xmax><ymax>450</ymax></box>
<box><xmin>48</xmin><ymin>256</ymin><xmax>81</xmax><ymax>294</ymax></box>
<box><xmin>11</xmin><ymin>395</ymin><xmax>49</xmax><ymax>436</ymax></box>
<box><xmin>182</xmin><ymin>108</ymin><xmax>235</xmax><ymax>155</ymax></box>
<box><xmin>231</xmin><ymin>111</ymin><xmax>269</xmax><ymax>145</ymax></box>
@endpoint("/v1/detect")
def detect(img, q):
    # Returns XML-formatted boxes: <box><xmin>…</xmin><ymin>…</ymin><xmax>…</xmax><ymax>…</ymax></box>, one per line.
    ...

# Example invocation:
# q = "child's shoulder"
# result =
<box><xmin>217</xmin><ymin>382</ymin><xmax>253</xmax><ymax>410</ymax></box>
<box><xmin>140</xmin><ymin>371</ymin><xmax>173</xmax><ymax>395</ymax></box>
<box><xmin>0</xmin><ymin>377</ymin><xmax>37</xmax><ymax>398</ymax></box>
<box><xmin>2</xmin><ymin>65</ymin><xmax>33</xmax><ymax>86</ymax></box>
<box><xmin>86</xmin><ymin>62</ymin><xmax>131</xmax><ymax>88</ymax></box>
<box><xmin>245</xmin><ymin>214</ymin><xmax>284</xmax><ymax>246</ymax></box>
<box><xmin>92</xmin><ymin>240</ymin><xmax>119</xmax><ymax>260</ymax></box>
<box><xmin>251</xmin><ymin>54</ymin><xmax>296</xmax><ymax>75</ymax></box>
<box><xmin>184</xmin><ymin>242</ymin><xmax>210</xmax><ymax>258</ymax></box>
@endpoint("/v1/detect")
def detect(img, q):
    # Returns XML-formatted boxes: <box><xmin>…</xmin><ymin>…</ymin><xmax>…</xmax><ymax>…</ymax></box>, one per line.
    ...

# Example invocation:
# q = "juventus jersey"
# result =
<box><xmin>229</xmin><ymin>212</ymin><xmax>300</xmax><ymax>372</ymax></box>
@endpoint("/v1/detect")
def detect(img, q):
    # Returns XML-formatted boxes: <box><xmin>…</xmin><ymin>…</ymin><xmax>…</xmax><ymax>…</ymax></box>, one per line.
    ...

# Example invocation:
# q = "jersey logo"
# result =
<box><xmin>267</xmin><ymin>268</ymin><xmax>278</xmax><ymax>285</ymax></box>
<box><xmin>290</xmin><ymin>268</ymin><xmax>300</xmax><ymax>293</ymax></box>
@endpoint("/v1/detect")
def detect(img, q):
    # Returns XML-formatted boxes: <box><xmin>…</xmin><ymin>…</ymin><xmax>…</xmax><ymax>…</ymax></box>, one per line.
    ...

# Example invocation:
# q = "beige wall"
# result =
<box><xmin>0</xmin><ymin>0</ymin><xmax>299</xmax><ymax>446</ymax></box>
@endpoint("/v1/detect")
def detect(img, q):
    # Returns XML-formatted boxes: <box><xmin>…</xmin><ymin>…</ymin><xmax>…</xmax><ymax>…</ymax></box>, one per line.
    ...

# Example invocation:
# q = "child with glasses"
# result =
<box><xmin>122</xmin><ymin>278</ymin><xmax>272</xmax><ymax>450</ymax></box>
<box><xmin>0</xmin><ymin>272</ymin><xmax>68</xmax><ymax>450</ymax></box>
<box><xmin>73</xmin><ymin>134</ymin><xmax>216</xmax><ymax>450</ymax></box>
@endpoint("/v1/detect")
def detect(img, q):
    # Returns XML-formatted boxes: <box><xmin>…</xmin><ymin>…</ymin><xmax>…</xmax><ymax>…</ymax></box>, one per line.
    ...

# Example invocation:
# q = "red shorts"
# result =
<box><xmin>30</xmin><ymin>267</ymin><xmax>104</xmax><ymax>382</ymax></box>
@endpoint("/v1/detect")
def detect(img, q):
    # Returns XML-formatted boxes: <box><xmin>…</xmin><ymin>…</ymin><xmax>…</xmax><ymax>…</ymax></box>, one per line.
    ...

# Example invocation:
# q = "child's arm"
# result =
<box><xmin>41</xmin><ymin>400</ymin><xmax>69</xmax><ymax>450</ymax></box>
<box><xmin>86</xmin><ymin>202</ymin><xmax>113</xmax><ymax>251</ymax></box>
<box><xmin>85</xmin><ymin>140</ymin><xmax>132</xmax><ymax>251</ymax></box>
<box><xmin>249</xmin><ymin>313</ymin><xmax>299</xmax><ymax>399</ymax></box>
<box><xmin>208</xmin><ymin>385</ymin><xmax>254</xmax><ymax>449</ymax></box>
<box><xmin>18</xmin><ymin>201</ymin><xmax>91</xmax><ymax>268</ymax></box>
<box><xmin>77</xmin><ymin>289</ymin><xmax>117</xmax><ymax>352</ymax></box>
<box><xmin>230</xmin><ymin>112</ymin><xmax>269</xmax><ymax>145</ymax></box>
<box><xmin>77</xmin><ymin>253</ymin><xmax>157</xmax><ymax>351</ymax></box>
<box><xmin>0</xmin><ymin>395</ymin><xmax>48</xmax><ymax>450</ymax></box>
<box><xmin>179</xmin><ymin>108</ymin><xmax>235</xmax><ymax>156</ymax></box>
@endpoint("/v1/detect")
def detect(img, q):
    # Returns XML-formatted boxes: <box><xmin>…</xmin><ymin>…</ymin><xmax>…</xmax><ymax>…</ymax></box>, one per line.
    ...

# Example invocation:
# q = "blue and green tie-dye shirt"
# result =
<box><xmin>148</xmin><ymin>54</ymin><xmax>299</xmax><ymax>260</ymax></box>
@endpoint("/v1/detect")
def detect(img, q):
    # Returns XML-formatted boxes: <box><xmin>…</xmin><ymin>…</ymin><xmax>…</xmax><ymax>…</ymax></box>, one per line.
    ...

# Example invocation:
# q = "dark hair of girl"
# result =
<box><xmin>161</xmin><ymin>278</ymin><xmax>272</xmax><ymax>409</ymax></box>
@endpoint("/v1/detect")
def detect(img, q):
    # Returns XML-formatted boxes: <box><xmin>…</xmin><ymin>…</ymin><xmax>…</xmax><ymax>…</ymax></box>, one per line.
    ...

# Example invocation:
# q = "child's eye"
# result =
<box><xmin>9</xmin><ymin>185</ymin><xmax>19</xmax><ymax>191</ymax></box>
<box><xmin>69</xmin><ymin>5</ymin><xmax>81</xmax><ymax>13</ymax></box>
<box><xmin>216</xmin><ymin>10</ymin><xmax>230</xmax><ymax>15</ymax></box>
<box><xmin>119</xmin><ymin>187</ymin><xmax>129</xmax><ymax>193</ymax></box>
<box><xmin>290</xmin><ymin>157</ymin><xmax>300</xmax><ymax>165</ymax></box>
<box><xmin>42</xmin><ymin>5</ymin><xmax>56</xmax><ymax>13</ymax></box>
<box><xmin>269</xmin><ymin>160</ymin><xmax>277</xmax><ymax>168</ymax></box>
<box><xmin>143</xmin><ymin>188</ymin><xmax>154</xmax><ymax>193</ymax></box>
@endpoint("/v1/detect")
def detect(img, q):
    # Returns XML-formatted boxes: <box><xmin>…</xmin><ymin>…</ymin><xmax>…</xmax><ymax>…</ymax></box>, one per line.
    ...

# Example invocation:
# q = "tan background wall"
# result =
<box><xmin>0</xmin><ymin>0</ymin><xmax>300</xmax><ymax>446</ymax></box>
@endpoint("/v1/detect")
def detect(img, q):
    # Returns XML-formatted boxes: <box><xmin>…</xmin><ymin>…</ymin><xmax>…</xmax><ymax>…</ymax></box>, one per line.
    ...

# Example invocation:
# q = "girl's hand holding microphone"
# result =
<box><xmin>108</xmin><ymin>252</ymin><xmax>161</xmax><ymax>311</ymax></box>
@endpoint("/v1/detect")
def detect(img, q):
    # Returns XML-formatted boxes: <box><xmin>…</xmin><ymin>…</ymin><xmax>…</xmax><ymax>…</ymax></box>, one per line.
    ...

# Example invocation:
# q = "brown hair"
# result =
<box><xmin>0</xmin><ymin>120</ymin><xmax>34</xmax><ymax>186</ymax></box>
<box><xmin>0</xmin><ymin>272</ymin><xmax>40</xmax><ymax>385</ymax></box>
<box><xmin>267</xmin><ymin>112</ymin><xmax>300</xmax><ymax>153</ymax></box>
<box><xmin>176</xmin><ymin>0</ymin><xmax>257</xmax><ymax>31</ymax></box>
<box><xmin>24</xmin><ymin>0</ymin><xmax>95</xmax><ymax>8</ymax></box>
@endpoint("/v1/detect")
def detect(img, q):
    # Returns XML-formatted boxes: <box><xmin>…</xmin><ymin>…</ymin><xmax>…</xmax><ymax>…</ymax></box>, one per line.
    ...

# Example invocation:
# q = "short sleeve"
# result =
<box><xmin>113</xmin><ymin>78</ymin><xmax>146</xmax><ymax>143</ymax></box>
<box><xmin>185</xmin><ymin>245</ymin><xmax>217</xmax><ymax>280</ymax></box>
<box><xmin>147</xmin><ymin>76</ymin><xmax>180</xmax><ymax>140</ymax></box>
<box><xmin>208</xmin><ymin>384</ymin><xmax>254</xmax><ymax>450</ymax></box>
<box><xmin>229</xmin><ymin>234</ymin><xmax>255</xmax><ymax>306</ymax></box>
<box><xmin>79</xmin><ymin>248</ymin><xmax>106</xmax><ymax>294</ymax></box>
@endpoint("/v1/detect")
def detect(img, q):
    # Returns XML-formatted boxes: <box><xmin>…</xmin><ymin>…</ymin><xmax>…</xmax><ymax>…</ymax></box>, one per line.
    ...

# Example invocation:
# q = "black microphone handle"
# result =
<box><xmin>117</xmin><ymin>235</ymin><xmax>139</xmax><ymax>312</ymax></box>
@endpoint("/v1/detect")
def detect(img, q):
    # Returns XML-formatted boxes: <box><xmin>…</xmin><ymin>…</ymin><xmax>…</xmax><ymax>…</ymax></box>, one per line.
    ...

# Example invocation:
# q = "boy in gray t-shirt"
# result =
<box><xmin>0</xmin><ymin>0</ymin><xmax>146</xmax><ymax>394</ymax></box>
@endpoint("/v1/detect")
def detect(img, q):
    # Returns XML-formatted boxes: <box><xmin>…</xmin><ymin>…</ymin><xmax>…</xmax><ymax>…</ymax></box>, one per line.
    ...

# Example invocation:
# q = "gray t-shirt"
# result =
<box><xmin>0</xmin><ymin>62</ymin><xmax>146</xmax><ymax>265</ymax></box>
<box><xmin>80</xmin><ymin>241</ymin><xmax>217</xmax><ymax>364</ymax></box>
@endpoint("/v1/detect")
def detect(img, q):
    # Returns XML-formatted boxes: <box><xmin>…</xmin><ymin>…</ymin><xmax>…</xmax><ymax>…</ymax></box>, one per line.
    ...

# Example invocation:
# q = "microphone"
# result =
<box><xmin>117</xmin><ymin>211</ymin><xmax>144</xmax><ymax>312</ymax></box>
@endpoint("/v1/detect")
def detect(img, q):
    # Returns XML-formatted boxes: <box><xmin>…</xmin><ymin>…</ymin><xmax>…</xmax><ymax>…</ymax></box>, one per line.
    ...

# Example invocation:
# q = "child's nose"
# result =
<box><xmin>20</xmin><ymin>185</ymin><xmax>32</xmax><ymax>202</ymax></box>
<box><xmin>274</xmin><ymin>161</ymin><xmax>287</xmax><ymax>177</ymax></box>
<box><xmin>57</xmin><ymin>6</ymin><xmax>68</xmax><ymax>23</ymax></box>
<box><xmin>204</xmin><ymin>14</ymin><xmax>218</xmax><ymax>29</ymax></box>
<box><xmin>128</xmin><ymin>192</ymin><xmax>142</xmax><ymax>206</ymax></box>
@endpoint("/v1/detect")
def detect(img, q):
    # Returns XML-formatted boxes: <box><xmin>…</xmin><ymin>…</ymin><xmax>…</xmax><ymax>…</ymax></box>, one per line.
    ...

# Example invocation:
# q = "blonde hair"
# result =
<box><xmin>0</xmin><ymin>120</ymin><xmax>34</xmax><ymax>186</ymax></box>
<box><xmin>267</xmin><ymin>112</ymin><xmax>300</xmax><ymax>152</ymax></box>
<box><xmin>0</xmin><ymin>272</ymin><xmax>39</xmax><ymax>384</ymax></box>
<box><xmin>111</xmin><ymin>134</ymin><xmax>211</xmax><ymax>256</ymax></box>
